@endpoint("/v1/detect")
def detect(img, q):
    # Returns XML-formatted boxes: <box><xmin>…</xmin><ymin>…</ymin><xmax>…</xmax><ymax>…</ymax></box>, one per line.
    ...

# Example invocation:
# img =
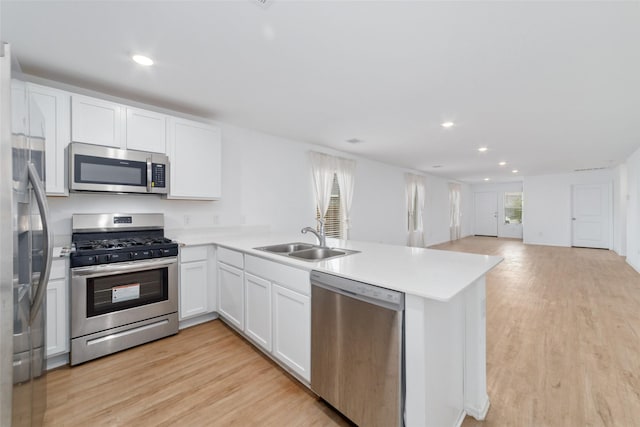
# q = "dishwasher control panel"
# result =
<box><xmin>310</xmin><ymin>270</ymin><xmax>404</xmax><ymax>308</ymax></box>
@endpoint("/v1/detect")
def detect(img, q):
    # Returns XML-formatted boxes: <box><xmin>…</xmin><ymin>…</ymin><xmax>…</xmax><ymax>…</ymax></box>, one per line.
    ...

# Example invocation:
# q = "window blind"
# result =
<box><xmin>316</xmin><ymin>174</ymin><xmax>342</xmax><ymax>238</ymax></box>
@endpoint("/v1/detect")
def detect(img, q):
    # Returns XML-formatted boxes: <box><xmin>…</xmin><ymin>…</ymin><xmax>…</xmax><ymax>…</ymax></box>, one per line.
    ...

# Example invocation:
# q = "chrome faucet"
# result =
<box><xmin>301</xmin><ymin>219</ymin><xmax>327</xmax><ymax>247</ymax></box>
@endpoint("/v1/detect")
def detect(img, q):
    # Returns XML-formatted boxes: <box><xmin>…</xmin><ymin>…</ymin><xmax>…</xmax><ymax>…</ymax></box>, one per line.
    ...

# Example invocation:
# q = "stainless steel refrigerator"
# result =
<box><xmin>1</xmin><ymin>42</ymin><xmax>52</xmax><ymax>426</ymax></box>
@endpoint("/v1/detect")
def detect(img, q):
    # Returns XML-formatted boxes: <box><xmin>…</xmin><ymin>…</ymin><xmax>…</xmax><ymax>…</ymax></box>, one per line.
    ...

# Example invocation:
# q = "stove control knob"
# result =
<box><xmin>129</xmin><ymin>252</ymin><xmax>135</xmax><ymax>260</ymax></box>
<box><xmin>88</xmin><ymin>256</ymin><xmax>96</xmax><ymax>264</ymax></box>
<box><xmin>104</xmin><ymin>254</ymin><xmax>112</xmax><ymax>262</ymax></box>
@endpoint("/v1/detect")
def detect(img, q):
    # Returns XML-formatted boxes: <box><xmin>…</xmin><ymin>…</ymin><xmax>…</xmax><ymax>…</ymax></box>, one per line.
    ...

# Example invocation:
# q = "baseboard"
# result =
<box><xmin>179</xmin><ymin>312</ymin><xmax>218</xmax><ymax>330</ymax></box>
<box><xmin>454</xmin><ymin>409</ymin><xmax>467</xmax><ymax>427</ymax></box>
<box><xmin>627</xmin><ymin>258</ymin><xmax>640</xmax><ymax>274</ymax></box>
<box><xmin>465</xmin><ymin>395</ymin><xmax>490</xmax><ymax>420</ymax></box>
<box><xmin>46</xmin><ymin>353</ymin><xmax>69</xmax><ymax>371</ymax></box>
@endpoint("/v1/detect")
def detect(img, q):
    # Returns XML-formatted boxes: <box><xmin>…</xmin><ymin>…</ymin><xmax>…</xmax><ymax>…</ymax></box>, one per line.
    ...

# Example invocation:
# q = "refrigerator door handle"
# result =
<box><xmin>27</xmin><ymin>161</ymin><xmax>53</xmax><ymax>325</ymax></box>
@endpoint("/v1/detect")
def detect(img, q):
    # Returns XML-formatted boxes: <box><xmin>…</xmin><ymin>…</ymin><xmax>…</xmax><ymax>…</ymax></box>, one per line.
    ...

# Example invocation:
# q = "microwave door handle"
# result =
<box><xmin>147</xmin><ymin>158</ymin><xmax>152</xmax><ymax>192</ymax></box>
<box><xmin>27</xmin><ymin>161</ymin><xmax>53</xmax><ymax>325</ymax></box>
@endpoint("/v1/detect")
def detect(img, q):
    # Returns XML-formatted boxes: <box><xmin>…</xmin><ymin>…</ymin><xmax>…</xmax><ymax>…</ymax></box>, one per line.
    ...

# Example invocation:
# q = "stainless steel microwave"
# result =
<box><xmin>69</xmin><ymin>142</ymin><xmax>169</xmax><ymax>194</ymax></box>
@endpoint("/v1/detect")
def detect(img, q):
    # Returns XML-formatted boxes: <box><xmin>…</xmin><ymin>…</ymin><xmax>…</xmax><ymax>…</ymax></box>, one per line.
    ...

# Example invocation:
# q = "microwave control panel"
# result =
<box><xmin>152</xmin><ymin>163</ymin><xmax>166</xmax><ymax>188</ymax></box>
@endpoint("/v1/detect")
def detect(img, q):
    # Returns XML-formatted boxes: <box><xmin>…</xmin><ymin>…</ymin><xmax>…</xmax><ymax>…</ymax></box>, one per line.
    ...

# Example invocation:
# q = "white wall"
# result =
<box><xmin>624</xmin><ymin>147</ymin><xmax>640</xmax><ymax>272</ymax></box>
<box><xmin>613</xmin><ymin>163</ymin><xmax>628</xmax><ymax>256</ymax></box>
<box><xmin>522</xmin><ymin>169</ymin><xmax>614</xmax><ymax>247</ymax></box>
<box><xmin>422</xmin><ymin>175</ymin><xmax>472</xmax><ymax>247</ymax></box>
<box><xmin>471</xmin><ymin>182</ymin><xmax>523</xmax><ymax>239</ymax></box>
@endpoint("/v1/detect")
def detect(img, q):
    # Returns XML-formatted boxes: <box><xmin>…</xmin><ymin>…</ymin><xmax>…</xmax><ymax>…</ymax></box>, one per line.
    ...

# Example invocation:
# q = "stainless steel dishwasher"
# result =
<box><xmin>310</xmin><ymin>270</ymin><xmax>405</xmax><ymax>427</ymax></box>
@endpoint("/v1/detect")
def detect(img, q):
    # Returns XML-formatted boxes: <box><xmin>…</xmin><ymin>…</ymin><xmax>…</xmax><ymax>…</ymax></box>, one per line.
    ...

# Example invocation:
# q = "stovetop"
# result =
<box><xmin>74</xmin><ymin>236</ymin><xmax>175</xmax><ymax>251</ymax></box>
<box><xmin>71</xmin><ymin>232</ymin><xmax>179</xmax><ymax>268</ymax></box>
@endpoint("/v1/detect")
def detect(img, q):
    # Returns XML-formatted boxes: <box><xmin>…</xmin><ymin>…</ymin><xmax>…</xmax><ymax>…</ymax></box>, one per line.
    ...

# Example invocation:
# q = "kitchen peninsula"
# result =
<box><xmin>171</xmin><ymin>231</ymin><xmax>503</xmax><ymax>427</ymax></box>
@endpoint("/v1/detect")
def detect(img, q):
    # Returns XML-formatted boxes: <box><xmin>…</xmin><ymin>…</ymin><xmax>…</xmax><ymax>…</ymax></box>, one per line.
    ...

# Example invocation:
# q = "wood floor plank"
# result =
<box><xmin>44</xmin><ymin>237</ymin><xmax>640</xmax><ymax>426</ymax></box>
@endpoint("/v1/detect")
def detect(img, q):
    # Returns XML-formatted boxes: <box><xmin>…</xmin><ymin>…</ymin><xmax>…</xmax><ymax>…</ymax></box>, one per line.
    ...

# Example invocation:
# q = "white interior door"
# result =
<box><xmin>572</xmin><ymin>183</ymin><xmax>610</xmax><ymax>249</ymax></box>
<box><xmin>474</xmin><ymin>192</ymin><xmax>498</xmax><ymax>237</ymax></box>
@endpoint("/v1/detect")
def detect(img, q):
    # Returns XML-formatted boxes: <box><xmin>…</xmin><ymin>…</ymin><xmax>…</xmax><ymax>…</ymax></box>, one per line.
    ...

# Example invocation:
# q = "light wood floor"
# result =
<box><xmin>433</xmin><ymin>237</ymin><xmax>640</xmax><ymax>427</ymax></box>
<box><xmin>44</xmin><ymin>237</ymin><xmax>640</xmax><ymax>426</ymax></box>
<box><xmin>44</xmin><ymin>321</ymin><xmax>351</xmax><ymax>426</ymax></box>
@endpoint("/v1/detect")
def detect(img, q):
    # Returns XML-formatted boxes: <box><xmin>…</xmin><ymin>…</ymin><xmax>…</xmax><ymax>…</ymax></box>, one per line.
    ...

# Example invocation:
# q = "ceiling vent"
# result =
<box><xmin>253</xmin><ymin>0</ymin><xmax>270</xmax><ymax>6</ymax></box>
<box><xmin>346</xmin><ymin>138</ymin><xmax>364</xmax><ymax>144</ymax></box>
<box><xmin>573</xmin><ymin>167</ymin><xmax>607</xmax><ymax>172</ymax></box>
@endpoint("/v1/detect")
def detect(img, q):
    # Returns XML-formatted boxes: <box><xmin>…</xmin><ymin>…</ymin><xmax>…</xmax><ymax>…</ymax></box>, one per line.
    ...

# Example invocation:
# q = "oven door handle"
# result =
<box><xmin>71</xmin><ymin>257</ymin><xmax>177</xmax><ymax>277</ymax></box>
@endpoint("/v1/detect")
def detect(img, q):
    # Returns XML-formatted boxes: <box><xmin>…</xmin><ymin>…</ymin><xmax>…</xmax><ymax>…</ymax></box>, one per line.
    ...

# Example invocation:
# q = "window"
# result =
<box><xmin>504</xmin><ymin>192</ymin><xmax>523</xmax><ymax>224</ymax></box>
<box><xmin>316</xmin><ymin>173</ymin><xmax>342</xmax><ymax>238</ymax></box>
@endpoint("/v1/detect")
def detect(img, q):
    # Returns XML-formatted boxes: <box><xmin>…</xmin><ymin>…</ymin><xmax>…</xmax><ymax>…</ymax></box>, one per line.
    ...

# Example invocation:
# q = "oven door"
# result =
<box><xmin>71</xmin><ymin>257</ymin><xmax>178</xmax><ymax>339</ymax></box>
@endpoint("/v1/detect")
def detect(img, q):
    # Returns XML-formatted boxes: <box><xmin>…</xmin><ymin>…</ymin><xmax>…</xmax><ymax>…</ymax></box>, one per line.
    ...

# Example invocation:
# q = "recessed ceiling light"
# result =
<box><xmin>346</xmin><ymin>138</ymin><xmax>364</xmax><ymax>144</ymax></box>
<box><xmin>512</xmin><ymin>169</ymin><xmax>519</xmax><ymax>173</ymax></box>
<box><xmin>441</xmin><ymin>121</ymin><xmax>454</xmax><ymax>128</ymax></box>
<box><xmin>478</xmin><ymin>147</ymin><xmax>488</xmax><ymax>152</ymax></box>
<box><xmin>484</xmin><ymin>178</ymin><xmax>490</xmax><ymax>181</ymax></box>
<box><xmin>132</xmin><ymin>54</ymin><xmax>153</xmax><ymax>66</ymax></box>
<box><xmin>499</xmin><ymin>161</ymin><xmax>507</xmax><ymax>166</ymax></box>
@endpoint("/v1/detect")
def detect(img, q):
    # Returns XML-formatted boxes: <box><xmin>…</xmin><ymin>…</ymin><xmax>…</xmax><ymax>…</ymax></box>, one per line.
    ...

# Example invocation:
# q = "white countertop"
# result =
<box><xmin>168</xmin><ymin>231</ymin><xmax>503</xmax><ymax>302</ymax></box>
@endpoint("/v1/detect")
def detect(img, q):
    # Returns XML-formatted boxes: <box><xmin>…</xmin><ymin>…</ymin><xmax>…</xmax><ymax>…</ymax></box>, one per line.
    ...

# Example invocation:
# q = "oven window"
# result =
<box><xmin>86</xmin><ymin>268</ymin><xmax>168</xmax><ymax>317</ymax></box>
<box><xmin>75</xmin><ymin>154</ymin><xmax>146</xmax><ymax>186</ymax></box>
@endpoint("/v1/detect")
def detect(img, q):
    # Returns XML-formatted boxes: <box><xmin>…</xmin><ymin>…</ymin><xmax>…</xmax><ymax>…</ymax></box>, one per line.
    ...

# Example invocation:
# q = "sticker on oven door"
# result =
<box><xmin>112</xmin><ymin>283</ymin><xmax>140</xmax><ymax>303</ymax></box>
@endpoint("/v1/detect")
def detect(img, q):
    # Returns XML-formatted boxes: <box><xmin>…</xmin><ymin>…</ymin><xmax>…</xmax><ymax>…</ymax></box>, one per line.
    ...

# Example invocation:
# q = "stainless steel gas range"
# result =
<box><xmin>69</xmin><ymin>213</ymin><xmax>179</xmax><ymax>365</ymax></box>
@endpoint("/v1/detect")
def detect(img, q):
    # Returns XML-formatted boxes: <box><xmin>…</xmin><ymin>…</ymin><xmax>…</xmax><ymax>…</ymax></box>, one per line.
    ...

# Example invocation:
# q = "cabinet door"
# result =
<box><xmin>28</xmin><ymin>84</ymin><xmax>71</xmax><ymax>196</ymax></box>
<box><xmin>71</xmin><ymin>94</ymin><xmax>123</xmax><ymax>148</ymax></box>
<box><xmin>218</xmin><ymin>262</ymin><xmax>244</xmax><ymax>330</ymax></box>
<box><xmin>244</xmin><ymin>273</ymin><xmax>271</xmax><ymax>351</ymax></box>
<box><xmin>272</xmin><ymin>283</ymin><xmax>310</xmax><ymax>381</ymax></box>
<box><xmin>180</xmin><ymin>260</ymin><xmax>209</xmax><ymax>320</ymax></box>
<box><xmin>46</xmin><ymin>278</ymin><xmax>68</xmax><ymax>357</ymax></box>
<box><xmin>126</xmin><ymin>107</ymin><xmax>167</xmax><ymax>153</ymax></box>
<box><xmin>166</xmin><ymin>118</ymin><xmax>221</xmax><ymax>200</ymax></box>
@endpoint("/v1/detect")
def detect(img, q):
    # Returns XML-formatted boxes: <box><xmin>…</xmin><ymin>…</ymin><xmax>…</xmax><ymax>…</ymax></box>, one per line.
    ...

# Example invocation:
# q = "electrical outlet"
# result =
<box><xmin>183</xmin><ymin>215</ymin><xmax>190</xmax><ymax>226</ymax></box>
<box><xmin>212</xmin><ymin>215</ymin><xmax>219</xmax><ymax>225</ymax></box>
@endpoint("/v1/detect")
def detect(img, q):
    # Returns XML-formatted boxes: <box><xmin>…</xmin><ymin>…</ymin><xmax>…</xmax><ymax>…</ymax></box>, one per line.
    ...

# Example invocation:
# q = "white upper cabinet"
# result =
<box><xmin>71</xmin><ymin>94</ymin><xmax>124</xmax><ymax>148</ymax></box>
<box><xmin>27</xmin><ymin>83</ymin><xmax>71</xmax><ymax>196</ymax></box>
<box><xmin>125</xmin><ymin>107</ymin><xmax>167</xmax><ymax>153</ymax></box>
<box><xmin>167</xmin><ymin>117</ymin><xmax>221</xmax><ymax>200</ymax></box>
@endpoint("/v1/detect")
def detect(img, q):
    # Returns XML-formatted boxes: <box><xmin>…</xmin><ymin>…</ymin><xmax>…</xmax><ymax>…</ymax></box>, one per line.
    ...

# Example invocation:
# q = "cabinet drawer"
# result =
<box><xmin>50</xmin><ymin>259</ymin><xmax>67</xmax><ymax>280</ymax></box>
<box><xmin>245</xmin><ymin>255</ymin><xmax>310</xmax><ymax>296</ymax></box>
<box><xmin>217</xmin><ymin>247</ymin><xmax>244</xmax><ymax>269</ymax></box>
<box><xmin>180</xmin><ymin>245</ymin><xmax>208</xmax><ymax>263</ymax></box>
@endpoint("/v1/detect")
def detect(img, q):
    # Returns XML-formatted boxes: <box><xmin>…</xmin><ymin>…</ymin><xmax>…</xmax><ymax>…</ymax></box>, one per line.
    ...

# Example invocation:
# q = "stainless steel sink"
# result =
<box><xmin>288</xmin><ymin>247</ymin><xmax>346</xmax><ymax>260</ymax></box>
<box><xmin>257</xmin><ymin>242</ymin><xmax>315</xmax><ymax>253</ymax></box>
<box><xmin>254</xmin><ymin>242</ymin><xmax>359</xmax><ymax>261</ymax></box>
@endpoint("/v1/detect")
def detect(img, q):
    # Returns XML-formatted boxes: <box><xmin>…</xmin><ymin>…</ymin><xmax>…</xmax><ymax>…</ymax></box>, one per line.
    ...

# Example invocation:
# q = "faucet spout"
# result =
<box><xmin>301</xmin><ymin>221</ymin><xmax>327</xmax><ymax>247</ymax></box>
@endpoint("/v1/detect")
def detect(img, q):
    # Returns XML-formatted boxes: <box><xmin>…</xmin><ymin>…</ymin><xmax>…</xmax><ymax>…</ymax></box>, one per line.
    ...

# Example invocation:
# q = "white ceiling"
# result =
<box><xmin>2</xmin><ymin>1</ymin><xmax>639</xmax><ymax>183</ymax></box>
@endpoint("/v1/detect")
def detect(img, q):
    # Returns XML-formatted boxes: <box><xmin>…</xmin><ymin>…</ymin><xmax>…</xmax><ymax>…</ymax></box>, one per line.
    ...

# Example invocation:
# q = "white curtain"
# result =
<box><xmin>449</xmin><ymin>182</ymin><xmax>462</xmax><ymax>241</ymax></box>
<box><xmin>309</xmin><ymin>152</ymin><xmax>335</xmax><ymax>221</ymax></box>
<box><xmin>335</xmin><ymin>157</ymin><xmax>356</xmax><ymax>239</ymax></box>
<box><xmin>405</xmin><ymin>173</ymin><xmax>425</xmax><ymax>247</ymax></box>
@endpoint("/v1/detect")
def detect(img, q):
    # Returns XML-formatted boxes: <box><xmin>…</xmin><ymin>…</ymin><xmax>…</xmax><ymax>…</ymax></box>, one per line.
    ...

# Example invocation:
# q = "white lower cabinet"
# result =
<box><xmin>179</xmin><ymin>245</ymin><xmax>215</xmax><ymax>321</ymax></box>
<box><xmin>244</xmin><ymin>273</ymin><xmax>272</xmax><ymax>351</ymax></box>
<box><xmin>217</xmin><ymin>251</ymin><xmax>311</xmax><ymax>383</ymax></box>
<box><xmin>218</xmin><ymin>262</ymin><xmax>244</xmax><ymax>330</ymax></box>
<box><xmin>180</xmin><ymin>260</ymin><xmax>209</xmax><ymax>319</ymax></box>
<box><xmin>271</xmin><ymin>283</ymin><xmax>311</xmax><ymax>381</ymax></box>
<box><xmin>46</xmin><ymin>258</ymin><xmax>69</xmax><ymax>358</ymax></box>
